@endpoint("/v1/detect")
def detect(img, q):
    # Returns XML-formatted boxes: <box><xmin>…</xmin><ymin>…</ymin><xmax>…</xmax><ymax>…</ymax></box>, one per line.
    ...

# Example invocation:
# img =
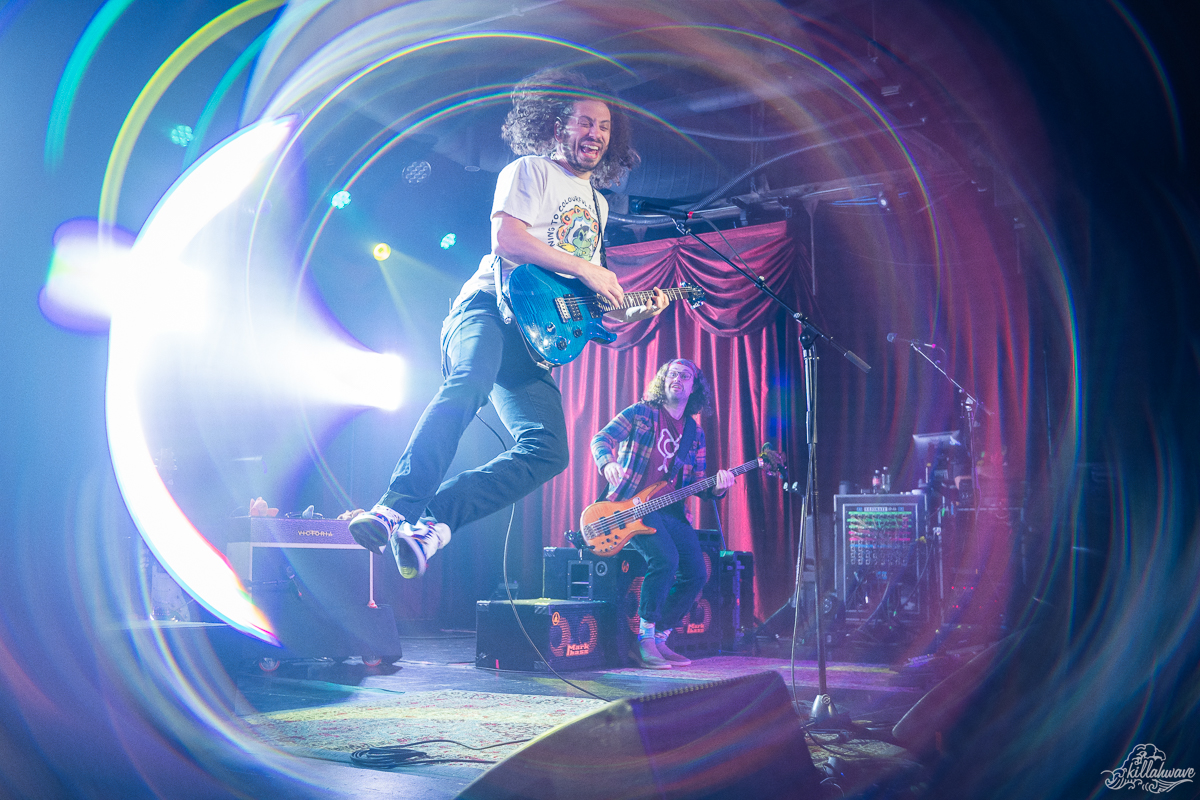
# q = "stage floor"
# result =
<box><xmin>215</xmin><ymin>629</ymin><xmax>957</xmax><ymax>799</ymax></box>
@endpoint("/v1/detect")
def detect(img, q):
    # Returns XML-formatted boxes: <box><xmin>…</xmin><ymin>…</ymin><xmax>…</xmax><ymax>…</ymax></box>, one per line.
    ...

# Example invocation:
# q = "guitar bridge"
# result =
<box><xmin>554</xmin><ymin>296</ymin><xmax>584</xmax><ymax>323</ymax></box>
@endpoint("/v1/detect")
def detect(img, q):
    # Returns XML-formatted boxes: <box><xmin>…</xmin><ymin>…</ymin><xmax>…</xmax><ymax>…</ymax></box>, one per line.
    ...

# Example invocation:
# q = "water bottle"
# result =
<box><xmin>881</xmin><ymin>467</ymin><xmax>891</xmax><ymax>494</ymax></box>
<box><xmin>872</xmin><ymin>470</ymin><xmax>882</xmax><ymax>494</ymax></box>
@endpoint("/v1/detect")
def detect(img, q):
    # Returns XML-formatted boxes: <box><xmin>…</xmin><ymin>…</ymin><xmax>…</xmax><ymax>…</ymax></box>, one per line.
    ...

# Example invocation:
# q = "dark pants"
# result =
<box><xmin>379</xmin><ymin>291</ymin><xmax>570</xmax><ymax>532</ymax></box>
<box><xmin>630</xmin><ymin>509</ymin><xmax>708</xmax><ymax>632</ymax></box>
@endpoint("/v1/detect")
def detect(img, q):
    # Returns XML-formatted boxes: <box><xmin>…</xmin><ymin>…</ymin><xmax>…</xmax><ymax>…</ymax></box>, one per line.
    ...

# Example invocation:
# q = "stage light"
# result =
<box><xmin>373</xmin><ymin>242</ymin><xmax>391</xmax><ymax>260</ymax></box>
<box><xmin>170</xmin><ymin>124</ymin><xmax>194</xmax><ymax>146</ymax></box>
<box><xmin>284</xmin><ymin>343</ymin><xmax>405</xmax><ymax>411</ymax></box>
<box><xmin>440</xmin><ymin>233</ymin><xmax>456</xmax><ymax>250</ymax></box>
<box><xmin>331</xmin><ymin>190</ymin><xmax>351</xmax><ymax>208</ymax></box>
<box><xmin>40</xmin><ymin>219</ymin><xmax>135</xmax><ymax>332</ymax></box>
<box><xmin>403</xmin><ymin>160</ymin><xmax>431</xmax><ymax>184</ymax></box>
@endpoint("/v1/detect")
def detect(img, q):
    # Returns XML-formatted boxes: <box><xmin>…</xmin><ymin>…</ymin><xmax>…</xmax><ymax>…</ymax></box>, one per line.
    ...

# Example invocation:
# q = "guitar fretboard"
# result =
<box><xmin>567</xmin><ymin>287</ymin><xmax>698</xmax><ymax>316</ymax></box>
<box><xmin>590</xmin><ymin>458</ymin><xmax>761</xmax><ymax>534</ymax></box>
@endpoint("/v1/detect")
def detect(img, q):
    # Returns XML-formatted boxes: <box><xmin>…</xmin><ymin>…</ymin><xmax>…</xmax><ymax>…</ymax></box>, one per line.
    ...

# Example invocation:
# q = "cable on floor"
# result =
<box><xmin>350</xmin><ymin>737</ymin><xmax>532</xmax><ymax>769</ymax></box>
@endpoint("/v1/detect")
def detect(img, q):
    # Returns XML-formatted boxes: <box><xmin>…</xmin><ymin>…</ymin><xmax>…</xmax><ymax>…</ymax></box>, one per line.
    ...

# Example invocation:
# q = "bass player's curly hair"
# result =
<box><xmin>501</xmin><ymin>67</ymin><xmax>640</xmax><ymax>188</ymax></box>
<box><xmin>643</xmin><ymin>359</ymin><xmax>712</xmax><ymax>418</ymax></box>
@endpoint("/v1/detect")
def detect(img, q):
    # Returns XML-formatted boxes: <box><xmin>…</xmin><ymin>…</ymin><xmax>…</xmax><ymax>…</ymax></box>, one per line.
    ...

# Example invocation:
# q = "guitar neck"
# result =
<box><xmin>631</xmin><ymin>458</ymin><xmax>761</xmax><ymax>519</ymax></box>
<box><xmin>591</xmin><ymin>287</ymin><xmax>694</xmax><ymax>313</ymax></box>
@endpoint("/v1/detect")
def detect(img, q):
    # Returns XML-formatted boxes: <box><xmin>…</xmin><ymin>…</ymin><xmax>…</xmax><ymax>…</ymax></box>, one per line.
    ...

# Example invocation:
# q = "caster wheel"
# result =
<box><xmin>258</xmin><ymin>657</ymin><xmax>281</xmax><ymax>672</ymax></box>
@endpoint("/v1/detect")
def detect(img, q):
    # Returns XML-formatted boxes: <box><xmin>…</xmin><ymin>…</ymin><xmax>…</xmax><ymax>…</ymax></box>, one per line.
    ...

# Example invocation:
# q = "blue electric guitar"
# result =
<box><xmin>505</xmin><ymin>264</ymin><xmax>705</xmax><ymax>367</ymax></box>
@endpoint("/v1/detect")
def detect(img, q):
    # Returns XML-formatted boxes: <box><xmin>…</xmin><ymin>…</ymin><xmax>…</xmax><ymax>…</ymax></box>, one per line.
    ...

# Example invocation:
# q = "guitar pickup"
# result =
<box><xmin>554</xmin><ymin>296</ymin><xmax>584</xmax><ymax>322</ymax></box>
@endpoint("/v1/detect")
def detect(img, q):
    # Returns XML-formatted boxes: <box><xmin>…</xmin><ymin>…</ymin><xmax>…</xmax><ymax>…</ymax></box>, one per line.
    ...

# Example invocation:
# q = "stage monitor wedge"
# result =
<box><xmin>457</xmin><ymin>670</ymin><xmax>820</xmax><ymax>800</ymax></box>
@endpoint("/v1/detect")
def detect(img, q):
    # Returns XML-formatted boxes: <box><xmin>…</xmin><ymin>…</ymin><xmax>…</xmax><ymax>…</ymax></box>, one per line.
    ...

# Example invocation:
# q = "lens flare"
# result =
<box><xmin>108</xmin><ymin>118</ymin><xmax>295</xmax><ymax>644</ymax></box>
<box><xmin>39</xmin><ymin>219</ymin><xmax>134</xmax><ymax>333</ymax></box>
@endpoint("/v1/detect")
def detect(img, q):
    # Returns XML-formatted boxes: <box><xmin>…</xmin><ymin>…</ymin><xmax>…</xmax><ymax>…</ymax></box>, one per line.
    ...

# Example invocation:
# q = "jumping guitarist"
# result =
<box><xmin>590</xmin><ymin>358</ymin><xmax>738</xmax><ymax>669</ymax></box>
<box><xmin>348</xmin><ymin>68</ymin><xmax>668</xmax><ymax>580</ymax></box>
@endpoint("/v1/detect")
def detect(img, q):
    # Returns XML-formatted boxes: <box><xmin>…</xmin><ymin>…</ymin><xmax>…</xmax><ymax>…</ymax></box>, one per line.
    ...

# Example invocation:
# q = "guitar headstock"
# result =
<box><xmin>680</xmin><ymin>282</ymin><xmax>706</xmax><ymax>309</ymax></box>
<box><xmin>758</xmin><ymin>442</ymin><xmax>787</xmax><ymax>477</ymax></box>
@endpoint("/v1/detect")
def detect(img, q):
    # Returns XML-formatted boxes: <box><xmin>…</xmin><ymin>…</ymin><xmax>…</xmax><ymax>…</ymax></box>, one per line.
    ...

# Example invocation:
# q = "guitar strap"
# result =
<box><xmin>492</xmin><ymin>255</ymin><xmax>555</xmax><ymax>370</ymax></box>
<box><xmin>596</xmin><ymin>412</ymin><xmax>694</xmax><ymax>504</ymax></box>
<box><xmin>492</xmin><ymin>255</ymin><xmax>514</xmax><ymax>324</ymax></box>
<box><xmin>591</xmin><ymin>186</ymin><xmax>607</xmax><ymax>271</ymax></box>
<box><xmin>669</xmin><ymin>415</ymin><xmax>698</xmax><ymax>488</ymax></box>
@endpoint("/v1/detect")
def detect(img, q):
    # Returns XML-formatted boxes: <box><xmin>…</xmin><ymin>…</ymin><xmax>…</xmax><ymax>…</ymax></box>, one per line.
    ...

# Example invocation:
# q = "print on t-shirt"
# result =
<box><xmin>656</xmin><ymin>426</ymin><xmax>682</xmax><ymax>474</ymax></box>
<box><xmin>549</xmin><ymin>197</ymin><xmax>599</xmax><ymax>261</ymax></box>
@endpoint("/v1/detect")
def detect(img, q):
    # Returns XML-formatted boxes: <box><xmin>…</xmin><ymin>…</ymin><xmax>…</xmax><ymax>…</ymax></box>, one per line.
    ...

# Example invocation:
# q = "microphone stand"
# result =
<box><xmin>667</xmin><ymin>216</ymin><xmax>870</xmax><ymax>724</ymax></box>
<box><xmin>904</xmin><ymin>344</ymin><xmax>993</xmax><ymax>639</ymax></box>
<box><xmin>904</xmin><ymin>343</ymin><xmax>991</xmax><ymax>508</ymax></box>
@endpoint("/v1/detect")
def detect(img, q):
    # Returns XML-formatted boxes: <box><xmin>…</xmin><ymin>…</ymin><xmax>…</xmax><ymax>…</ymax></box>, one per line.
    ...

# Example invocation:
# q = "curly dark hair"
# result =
<box><xmin>643</xmin><ymin>359</ymin><xmax>712</xmax><ymax>417</ymax></box>
<box><xmin>500</xmin><ymin>67</ymin><xmax>640</xmax><ymax>188</ymax></box>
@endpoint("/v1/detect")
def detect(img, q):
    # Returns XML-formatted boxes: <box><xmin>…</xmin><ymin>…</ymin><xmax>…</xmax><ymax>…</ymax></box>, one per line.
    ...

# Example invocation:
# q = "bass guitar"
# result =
<box><xmin>573</xmin><ymin>443</ymin><xmax>785</xmax><ymax>556</ymax></box>
<box><xmin>505</xmin><ymin>264</ymin><xmax>705</xmax><ymax>367</ymax></box>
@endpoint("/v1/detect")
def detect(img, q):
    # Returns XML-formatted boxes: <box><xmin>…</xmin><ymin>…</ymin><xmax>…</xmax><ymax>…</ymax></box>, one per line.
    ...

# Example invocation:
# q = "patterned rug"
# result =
<box><xmin>242</xmin><ymin>690</ymin><xmax>605</xmax><ymax>765</ymax></box>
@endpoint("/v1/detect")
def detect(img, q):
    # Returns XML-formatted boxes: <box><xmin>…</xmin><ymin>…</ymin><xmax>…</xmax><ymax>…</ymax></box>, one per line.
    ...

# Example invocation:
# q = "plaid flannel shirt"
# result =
<box><xmin>591</xmin><ymin>402</ymin><xmax>714</xmax><ymax>502</ymax></box>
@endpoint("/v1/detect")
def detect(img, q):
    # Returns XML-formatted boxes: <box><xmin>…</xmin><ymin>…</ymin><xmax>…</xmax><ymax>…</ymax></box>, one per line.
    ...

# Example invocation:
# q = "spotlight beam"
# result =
<box><xmin>107</xmin><ymin>119</ymin><xmax>294</xmax><ymax>644</ymax></box>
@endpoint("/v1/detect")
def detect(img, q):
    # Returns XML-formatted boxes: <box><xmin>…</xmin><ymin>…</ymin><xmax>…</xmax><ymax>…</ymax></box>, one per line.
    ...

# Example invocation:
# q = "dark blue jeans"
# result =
<box><xmin>630</xmin><ymin>508</ymin><xmax>708</xmax><ymax>631</ymax></box>
<box><xmin>378</xmin><ymin>291</ymin><xmax>570</xmax><ymax>532</ymax></box>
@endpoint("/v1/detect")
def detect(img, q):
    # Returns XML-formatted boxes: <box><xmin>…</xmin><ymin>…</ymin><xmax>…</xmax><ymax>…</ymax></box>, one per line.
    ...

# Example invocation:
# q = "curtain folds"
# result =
<box><xmin>519</xmin><ymin>221</ymin><xmax>810</xmax><ymax>622</ymax></box>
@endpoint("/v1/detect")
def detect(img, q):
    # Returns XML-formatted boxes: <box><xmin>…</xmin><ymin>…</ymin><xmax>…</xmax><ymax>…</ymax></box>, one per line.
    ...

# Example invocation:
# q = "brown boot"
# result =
<box><xmin>632</xmin><ymin>636</ymin><xmax>672</xmax><ymax>669</ymax></box>
<box><xmin>654</xmin><ymin>632</ymin><xmax>692</xmax><ymax>665</ymax></box>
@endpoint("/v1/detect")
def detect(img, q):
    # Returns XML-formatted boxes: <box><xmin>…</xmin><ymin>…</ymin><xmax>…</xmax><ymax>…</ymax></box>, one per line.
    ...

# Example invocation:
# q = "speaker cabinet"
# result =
<box><xmin>225</xmin><ymin>517</ymin><xmax>401</xmax><ymax>663</ymax></box>
<box><xmin>476</xmin><ymin>599</ymin><xmax>613</xmax><ymax>672</ymax></box>
<box><xmin>542</xmin><ymin>538</ymin><xmax>725</xmax><ymax>663</ymax></box>
<box><xmin>458</xmin><ymin>670</ymin><xmax>821</xmax><ymax>800</ymax></box>
<box><xmin>717</xmin><ymin>550</ymin><xmax>754</xmax><ymax>648</ymax></box>
<box><xmin>542</xmin><ymin>547</ymin><xmax>645</xmax><ymax>602</ymax></box>
<box><xmin>604</xmin><ymin>543</ymin><xmax>721</xmax><ymax>662</ymax></box>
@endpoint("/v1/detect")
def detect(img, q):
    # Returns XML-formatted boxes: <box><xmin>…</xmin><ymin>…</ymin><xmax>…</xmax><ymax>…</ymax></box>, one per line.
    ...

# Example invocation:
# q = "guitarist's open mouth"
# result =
<box><xmin>578</xmin><ymin>142</ymin><xmax>602</xmax><ymax>162</ymax></box>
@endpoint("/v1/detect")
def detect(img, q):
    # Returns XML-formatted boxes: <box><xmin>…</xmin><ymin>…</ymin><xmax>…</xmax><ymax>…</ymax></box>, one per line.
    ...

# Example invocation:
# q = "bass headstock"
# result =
<box><xmin>758</xmin><ymin>442</ymin><xmax>787</xmax><ymax>477</ymax></box>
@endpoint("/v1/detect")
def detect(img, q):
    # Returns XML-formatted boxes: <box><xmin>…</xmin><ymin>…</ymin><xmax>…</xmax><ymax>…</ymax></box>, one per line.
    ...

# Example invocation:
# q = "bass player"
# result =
<box><xmin>590</xmin><ymin>358</ymin><xmax>737</xmax><ymax>669</ymax></box>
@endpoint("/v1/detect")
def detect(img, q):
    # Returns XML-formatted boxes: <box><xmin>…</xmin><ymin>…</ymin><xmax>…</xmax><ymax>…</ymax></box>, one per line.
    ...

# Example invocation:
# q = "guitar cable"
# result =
<box><xmin>474</xmin><ymin>409</ymin><xmax>616</xmax><ymax>704</ymax></box>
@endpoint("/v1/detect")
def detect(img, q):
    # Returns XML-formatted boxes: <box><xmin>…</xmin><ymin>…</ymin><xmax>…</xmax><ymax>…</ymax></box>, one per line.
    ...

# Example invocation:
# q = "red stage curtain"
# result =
<box><xmin>517</xmin><ymin>221</ymin><xmax>811</xmax><ymax>622</ymax></box>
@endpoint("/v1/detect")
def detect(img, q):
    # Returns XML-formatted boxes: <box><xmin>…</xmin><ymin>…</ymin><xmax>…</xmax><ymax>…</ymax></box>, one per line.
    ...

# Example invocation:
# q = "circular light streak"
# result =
<box><xmin>97</xmin><ymin>0</ymin><xmax>286</xmax><ymax>225</ymax></box>
<box><xmin>107</xmin><ymin>117</ymin><xmax>295</xmax><ymax>644</ymax></box>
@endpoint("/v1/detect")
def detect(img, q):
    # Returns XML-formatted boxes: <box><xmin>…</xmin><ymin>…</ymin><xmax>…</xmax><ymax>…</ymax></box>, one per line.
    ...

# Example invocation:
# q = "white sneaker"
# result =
<box><xmin>349</xmin><ymin>505</ymin><xmax>404</xmax><ymax>553</ymax></box>
<box><xmin>654</xmin><ymin>632</ymin><xmax>692</xmax><ymax>665</ymax></box>
<box><xmin>390</xmin><ymin>517</ymin><xmax>452</xmax><ymax>579</ymax></box>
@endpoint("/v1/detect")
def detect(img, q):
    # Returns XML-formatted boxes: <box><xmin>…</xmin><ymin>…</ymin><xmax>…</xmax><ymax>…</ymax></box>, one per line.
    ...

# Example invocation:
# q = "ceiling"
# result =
<box><xmin>242</xmin><ymin>0</ymin><xmax>1020</xmax><ymax>238</ymax></box>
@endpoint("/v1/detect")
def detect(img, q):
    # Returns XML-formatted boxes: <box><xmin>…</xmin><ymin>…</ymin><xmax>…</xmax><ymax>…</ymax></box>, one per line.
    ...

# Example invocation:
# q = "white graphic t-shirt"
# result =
<box><xmin>454</xmin><ymin>155</ymin><xmax>607</xmax><ymax>305</ymax></box>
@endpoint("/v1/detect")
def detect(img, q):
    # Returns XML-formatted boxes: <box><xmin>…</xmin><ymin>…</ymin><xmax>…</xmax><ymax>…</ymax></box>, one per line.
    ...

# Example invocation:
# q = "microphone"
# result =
<box><xmin>887</xmin><ymin>333</ymin><xmax>937</xmax><ymax>348</ymax></box>
<box><xmin>634</xmin><ymin>201</ymin><xmax>694</xmax><ymax>221</ymax></box>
